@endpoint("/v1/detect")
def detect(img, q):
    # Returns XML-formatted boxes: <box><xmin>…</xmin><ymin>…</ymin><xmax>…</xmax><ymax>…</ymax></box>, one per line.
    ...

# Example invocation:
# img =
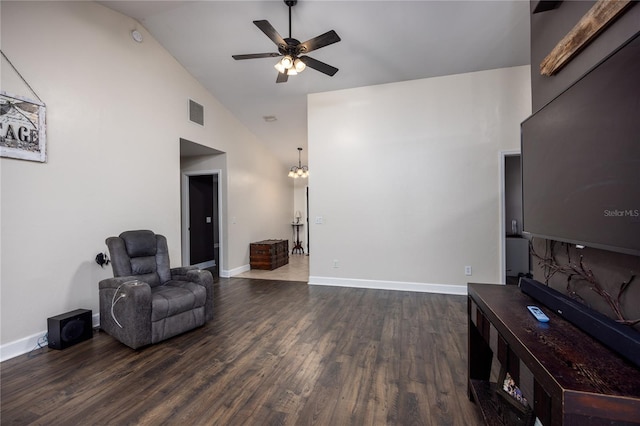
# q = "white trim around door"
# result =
<box><xmin>499</xmin><ymin>150</ymin><xmax>520</xmax><ymax>285</ymax></box>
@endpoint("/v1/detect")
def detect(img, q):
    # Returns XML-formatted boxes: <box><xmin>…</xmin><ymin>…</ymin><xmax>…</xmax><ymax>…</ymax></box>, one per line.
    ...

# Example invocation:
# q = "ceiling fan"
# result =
<box><xmin>232</xmin><ymin>0</ymin><xmax>341</xmax><ymax>83</ymax></box>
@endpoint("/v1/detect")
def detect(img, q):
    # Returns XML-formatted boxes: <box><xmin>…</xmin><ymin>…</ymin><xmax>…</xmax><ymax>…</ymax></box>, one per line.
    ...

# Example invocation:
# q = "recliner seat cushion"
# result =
<box><xmin>150</xmin><ymin>280</ymin><xmax>206</xmax><ymax>321</ymax></box>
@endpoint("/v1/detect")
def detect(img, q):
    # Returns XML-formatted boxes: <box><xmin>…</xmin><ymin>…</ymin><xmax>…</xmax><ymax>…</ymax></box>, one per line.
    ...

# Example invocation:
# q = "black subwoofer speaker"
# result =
<box><xmin>47</xmin><ymin>309</ymin><xmax>93</xmax><ymax>350</ymax></box>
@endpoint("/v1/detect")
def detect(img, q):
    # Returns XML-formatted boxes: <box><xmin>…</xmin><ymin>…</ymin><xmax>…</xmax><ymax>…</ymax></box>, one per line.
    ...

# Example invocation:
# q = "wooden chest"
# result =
<box><xmin>250</xmin><ymin>239</ymin><xmax>288</xmax><ymax>270</ymax></box>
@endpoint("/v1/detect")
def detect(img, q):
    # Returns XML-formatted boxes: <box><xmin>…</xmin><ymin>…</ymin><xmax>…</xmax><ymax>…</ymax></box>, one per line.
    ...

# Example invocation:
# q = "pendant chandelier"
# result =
<box><xmin>288</xmin><ymin>147</ymin><xmax>309</xmax><ymax>178</ymax></box>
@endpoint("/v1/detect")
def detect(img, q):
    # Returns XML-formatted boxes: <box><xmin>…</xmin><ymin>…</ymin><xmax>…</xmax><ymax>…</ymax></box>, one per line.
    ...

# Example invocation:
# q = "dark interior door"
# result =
<box><xmin>189</xmin><ymin>175</ymin><xmax>215</xmax><ymax>265</ymax></box>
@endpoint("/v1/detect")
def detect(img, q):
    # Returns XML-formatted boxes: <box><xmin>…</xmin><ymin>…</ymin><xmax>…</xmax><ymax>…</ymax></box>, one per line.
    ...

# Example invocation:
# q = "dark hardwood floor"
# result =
<box><xmin>1</xmin><ymin>278</ymin><xmax>482</xmax><ymax>425</ymax></box>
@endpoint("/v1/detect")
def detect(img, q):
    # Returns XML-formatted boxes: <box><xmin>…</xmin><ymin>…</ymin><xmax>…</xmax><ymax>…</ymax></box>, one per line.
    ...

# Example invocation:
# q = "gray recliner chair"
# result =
<box><xmin>99</xmin><ymin>230</ymin><xmax>213</xmax><ymax>349</ymax></box>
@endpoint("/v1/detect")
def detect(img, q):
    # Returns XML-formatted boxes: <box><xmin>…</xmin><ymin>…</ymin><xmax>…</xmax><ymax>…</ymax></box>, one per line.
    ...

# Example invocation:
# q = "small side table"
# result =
<box><xmin>291</xmin><ymin>222</ymin><xmax>304</xmax><ymax>254</ymax></box>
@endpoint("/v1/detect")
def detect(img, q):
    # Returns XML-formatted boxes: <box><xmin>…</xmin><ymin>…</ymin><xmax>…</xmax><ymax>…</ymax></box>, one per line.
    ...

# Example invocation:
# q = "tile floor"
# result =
<box><xmin>234</xmin><ymin>254</ymin><xmax>309</xmax><ymax>282</ymax></box>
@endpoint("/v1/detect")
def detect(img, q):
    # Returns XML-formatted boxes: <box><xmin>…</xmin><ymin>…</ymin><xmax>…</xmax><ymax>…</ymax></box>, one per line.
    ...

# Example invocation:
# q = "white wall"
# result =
<box><xmin>0</xmin><ymin>1</ymin><xmax>291</xmax><ymax>358</ymax></box>
<box><xmin>308</xmin><ymin>66</ymin><xmax>531</xmax><ymax>293</ymax></box>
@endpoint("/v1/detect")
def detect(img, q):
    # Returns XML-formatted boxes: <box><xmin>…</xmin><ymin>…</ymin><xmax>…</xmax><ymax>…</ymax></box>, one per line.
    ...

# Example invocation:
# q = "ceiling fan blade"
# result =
<box><xmin>232</xmin><ymin>53</ymin><xmax>281</xmax><ymax>60</ymax></box>
<box><xmin>253</xmin><ymin>20</ymin><xmax>287</xmax><ymax>50</ymax></box>
<box><xmin>276</xmin><ymin>71</ymin><xmax>289</xmax><ymax>84</ymax></box>
<box><xmin>297</xmin><ymin>30</ymin><xmax>341</xmax><ymax>55</ymax></box>
<box><xmin>299</xmin><ymin>56</ymin><xmax>339</xmax><ymax>76</ymax></box>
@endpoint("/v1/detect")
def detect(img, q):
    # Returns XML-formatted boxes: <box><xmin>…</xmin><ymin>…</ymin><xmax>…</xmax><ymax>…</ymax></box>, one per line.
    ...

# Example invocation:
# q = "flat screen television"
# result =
<box><xmin>521</xmin><ymin>31</ymin><xmax>640</xmax><ymax>256</ymax></box>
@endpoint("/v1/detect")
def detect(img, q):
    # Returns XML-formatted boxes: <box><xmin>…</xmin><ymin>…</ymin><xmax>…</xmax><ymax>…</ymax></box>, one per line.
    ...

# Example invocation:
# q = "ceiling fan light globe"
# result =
<box><xmin>294</xmin><ymin>59</ymin><xmax>306</xmax><ymax>73</ymax></box>
<box><xmin>287</xmin><ymin>68</ymin><xmax>298</xmax><ymax>76</ymax></box>
<box><xmin>274</xmin><ymin>61</ymin><xmax>286</xmax><ymax>73</ymax></box>
<box><xmin>282</xmin><ymin>55</ymin><xmax>294</xmax><ymax>69</ymax></box>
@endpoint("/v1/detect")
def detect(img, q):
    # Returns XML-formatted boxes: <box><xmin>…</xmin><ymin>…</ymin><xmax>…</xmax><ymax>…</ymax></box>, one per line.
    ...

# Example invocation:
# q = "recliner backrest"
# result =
<box><xmin>106</xmin><ymin>230</ymin><xmax>171</xmax><ymax>287</ymax></box>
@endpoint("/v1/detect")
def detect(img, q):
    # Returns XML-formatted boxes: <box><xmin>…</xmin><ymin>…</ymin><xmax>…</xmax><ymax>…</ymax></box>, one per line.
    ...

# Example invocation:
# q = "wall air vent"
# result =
<box><xmin>189</xmin><ymin>99</ymin><xmax>204</xmax><ymax>126</ymax></box>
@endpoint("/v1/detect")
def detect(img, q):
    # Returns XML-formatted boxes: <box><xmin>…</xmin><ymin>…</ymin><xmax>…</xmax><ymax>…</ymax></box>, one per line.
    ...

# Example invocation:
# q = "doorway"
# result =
<box><xmin>182</xmin><ymin>170</ymin><xmax>221</xmax><ymax>277</ymax></box>
<box><xmin>500</xmin><ymin>151</ymin><xmax>529</xmax><ymax>285</ymax></box>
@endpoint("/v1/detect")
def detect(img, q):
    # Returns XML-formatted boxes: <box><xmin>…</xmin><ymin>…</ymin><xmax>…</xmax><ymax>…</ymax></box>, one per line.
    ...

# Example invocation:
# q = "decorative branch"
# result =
<box><xmin>540</xmin><ymin>0</ymin><xmax>634</xmax><ymax>76</ymax></box>
<box><xmin>530</xmin><ymin>238</ymin><xmax>639</xmax><ymax>326</ymax></box>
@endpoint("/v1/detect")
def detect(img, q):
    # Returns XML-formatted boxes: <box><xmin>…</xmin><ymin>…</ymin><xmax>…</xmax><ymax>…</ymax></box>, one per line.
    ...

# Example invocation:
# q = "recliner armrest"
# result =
<box><xmin>98</xmin><ymin>277</ymin><xmax>152</xmax><ymax>349</ymax></box>
<box><xmin>99</xmin><ymin>275</ymin><xmax>146</xmax><ymax>290</ymax></box>
<box><xmin>170</xmin><ymin>266</ymin><xmax>199</xmax><ymax>276</ymax></box>
<box><xmin>170</xmin><ymin>268</ymin><xmax>213</xmax><ymax>285</ymax></box>
<box><xmin>170</xmin><ymin>268</ymin><xmax>214</xmax><ymax>321</ymax></box>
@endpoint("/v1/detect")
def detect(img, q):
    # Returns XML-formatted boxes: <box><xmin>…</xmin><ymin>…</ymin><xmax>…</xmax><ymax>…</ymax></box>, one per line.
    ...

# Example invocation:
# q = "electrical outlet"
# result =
<box><xmin>464</xmin><ymin>266</ymin><xmax>472</xmax><ymax>276</ymax></box>
<box><xmin>315</xmin><ymin>216</ymin><xmax>324</xmax><ymax>224</ymax></box>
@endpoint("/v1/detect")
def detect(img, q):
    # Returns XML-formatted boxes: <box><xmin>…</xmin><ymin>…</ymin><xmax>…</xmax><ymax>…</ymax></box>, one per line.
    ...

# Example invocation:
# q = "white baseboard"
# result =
<box><xmin>0</xmin><ymin>330</ymin><xmax>47</xmax><ymax>362</ymax></box>
<box><xmin>308</xmin><ymin>276</ymin><xmax>468</xmax><ymax>295</ymax></box>
<box><xmin>0</xmin><ymin>312</ymin><xmax>100</xmax><ymax>362</ymax></box>
<box><xmin>222</xmin><ymin>264</ymin><xmax>250</xmax><ymax>278</ymax></box>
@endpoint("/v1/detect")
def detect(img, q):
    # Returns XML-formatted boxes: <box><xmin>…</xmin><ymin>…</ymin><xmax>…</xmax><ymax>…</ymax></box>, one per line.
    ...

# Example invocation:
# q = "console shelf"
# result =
<box><xmin>468</xmin><ymin>379</ymin><xmax>503</xmax><ymax>426</ymax></box>
<box><xmin>468</xmin><ymin>283</ymin><xmax>640</xmax><ymax>425</ymax></box>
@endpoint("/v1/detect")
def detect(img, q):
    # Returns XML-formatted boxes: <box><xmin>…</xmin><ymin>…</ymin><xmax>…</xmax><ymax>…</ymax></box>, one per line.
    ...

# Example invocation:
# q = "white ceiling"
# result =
<box><xmin>100</xmin><ymin>0</ymin><xmax>531</xmax><ymax>166</ymax></box>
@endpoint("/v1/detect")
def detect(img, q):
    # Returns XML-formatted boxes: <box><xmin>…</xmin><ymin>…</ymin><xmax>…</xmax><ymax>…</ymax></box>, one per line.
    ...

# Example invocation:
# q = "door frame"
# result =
<box><xmin>306</xmin><ymin>185</ymin><xmax>310</xmax><ymax>254</ymax></box>
<box><xmin>499</xmin><ymin>150</ymin><xmax>520</xmax><ymax>285</ymax></box>
<box><xmin>181</xmin><ymin>169</ymin><xmax>223</xmax><ymax>270</ymax></box>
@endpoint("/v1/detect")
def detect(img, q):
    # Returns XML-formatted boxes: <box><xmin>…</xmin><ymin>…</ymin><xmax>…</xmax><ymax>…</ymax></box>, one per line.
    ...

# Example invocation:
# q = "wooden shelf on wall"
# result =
<box><xmin>540</xmin><ymin>0</ymin><xmax>634</xmax><ymax>76</ymax></box>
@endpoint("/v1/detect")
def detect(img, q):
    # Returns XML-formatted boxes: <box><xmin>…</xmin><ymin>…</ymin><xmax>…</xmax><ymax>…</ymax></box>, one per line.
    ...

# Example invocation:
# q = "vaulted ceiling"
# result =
<box><xmin>100</xmin><ymin>1</ymin><xmax>531</xmax><ymax>166</ymax></box>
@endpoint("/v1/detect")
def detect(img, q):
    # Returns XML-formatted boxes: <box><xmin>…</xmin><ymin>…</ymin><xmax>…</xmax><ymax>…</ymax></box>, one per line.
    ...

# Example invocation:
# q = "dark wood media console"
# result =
<box><xmin>468</xmin><ymin>283</ymin><xmax>640</xmax><ymax>426</ymax></box>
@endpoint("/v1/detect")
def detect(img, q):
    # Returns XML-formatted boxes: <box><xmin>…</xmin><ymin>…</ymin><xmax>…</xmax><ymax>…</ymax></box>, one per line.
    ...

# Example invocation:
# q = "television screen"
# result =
<box><xmin>521</xmin><ymin>32</ymin><xmax>640</xmax><ymax>256</ymax></box>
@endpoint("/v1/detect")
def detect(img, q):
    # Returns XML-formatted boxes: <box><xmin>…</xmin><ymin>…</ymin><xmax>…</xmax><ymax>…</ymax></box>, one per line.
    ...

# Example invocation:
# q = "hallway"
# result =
<box><xmin>234</xmin><ymin>253</ymin><xmax>309</xmax><ymax>282</ymax></box>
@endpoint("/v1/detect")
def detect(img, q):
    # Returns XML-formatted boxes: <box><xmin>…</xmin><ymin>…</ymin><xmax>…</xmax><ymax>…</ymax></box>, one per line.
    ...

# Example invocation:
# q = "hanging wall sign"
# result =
<box><xmin>1</xmin><ymin>91</ymin><xmax>47</xmax><ymax>162</ymax></box>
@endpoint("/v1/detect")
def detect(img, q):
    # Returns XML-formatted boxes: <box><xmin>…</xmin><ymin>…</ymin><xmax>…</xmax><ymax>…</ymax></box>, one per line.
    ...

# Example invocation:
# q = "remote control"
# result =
<box><xmin>527</xmin><ymin>305</ymin><xmax>549</xmax><ymax>323</ymax></box>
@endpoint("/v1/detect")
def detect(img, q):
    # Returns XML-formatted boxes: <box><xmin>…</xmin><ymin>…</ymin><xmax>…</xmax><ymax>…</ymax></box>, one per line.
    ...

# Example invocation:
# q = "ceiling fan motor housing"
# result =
<box><xmin>280</xmin><ymin>38</ymin><xmax>301</xmax><ymax>56</ymax></box>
